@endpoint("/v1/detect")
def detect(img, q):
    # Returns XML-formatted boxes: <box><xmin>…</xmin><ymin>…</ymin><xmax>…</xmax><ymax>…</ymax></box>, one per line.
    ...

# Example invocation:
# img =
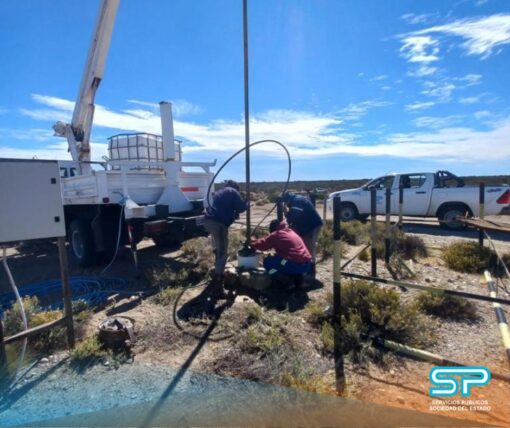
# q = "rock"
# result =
<box><xmin>103</xmin><ymin>360</ymin><xmax>110</xmax><ymax>366</ymax></box>
<box><xmin>41</xmin><ymin>357</ymin><xmax>49</xmax><ymax>363</ymax></box>
<box><xmin>425</xmin><ymin>278</ymin><xmax>432</xmax><ymax>283</ymax></box>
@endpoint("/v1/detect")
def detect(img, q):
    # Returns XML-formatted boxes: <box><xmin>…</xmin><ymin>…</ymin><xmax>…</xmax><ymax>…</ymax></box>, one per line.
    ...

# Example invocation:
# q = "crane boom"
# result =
<box><xmin>53</xmin><ymin>0</ymin><xmax>119</xmax><ymax>173</ymax></box>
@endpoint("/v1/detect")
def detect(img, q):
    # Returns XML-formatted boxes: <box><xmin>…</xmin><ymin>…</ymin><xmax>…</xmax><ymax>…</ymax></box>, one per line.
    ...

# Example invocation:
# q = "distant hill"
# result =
<box><xmin>246</xmin><ymin>174</ymin><xmax>510</xmax><ymax>195</ymax></box>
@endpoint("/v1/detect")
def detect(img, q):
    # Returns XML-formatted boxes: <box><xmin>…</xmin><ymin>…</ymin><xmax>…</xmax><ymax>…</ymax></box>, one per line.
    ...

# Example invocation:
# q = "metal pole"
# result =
<box><xmin>370</xmin><ymin>188</ymin><xmax>377</xmax><ymax>277</ymax></box>
<box><xmin>323</xmin><ymin>195</ymin><xmax>327</xmax><ymax>222</ymax></box>
<box><xmin>332</xmin><ymin>196</ymin><xmax>345</xmax><ymax>394</ymax></box>
<box><xmin>243</xmin><ymin>0</ymin><xmax>251</xmax><ymax>244</ymax></box>
<box><xmin>479</xmin><ymin>182</ymin><xmax>485</xmax><ymax>247</ymax></box>
<box><xmin>57</xmin><ymin>237</ymin><xmax>75</xmax><ymax>349</ymax></box>
<box><xmin>385</xmin><ymin>188</ymin><xmax>391</xmax><ymax>264</ymax></box>
<box><xmin>398</xmin><ymin>185</ymin><xmax>404</xmax><ymax>230</ymax></box>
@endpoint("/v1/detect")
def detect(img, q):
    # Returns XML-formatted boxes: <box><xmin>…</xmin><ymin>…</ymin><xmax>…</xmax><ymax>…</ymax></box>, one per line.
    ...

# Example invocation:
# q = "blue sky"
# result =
<box><xmin>1</xmin><ymin>0</ymin><xmax>509</xmax><ymax>182</ymax></box>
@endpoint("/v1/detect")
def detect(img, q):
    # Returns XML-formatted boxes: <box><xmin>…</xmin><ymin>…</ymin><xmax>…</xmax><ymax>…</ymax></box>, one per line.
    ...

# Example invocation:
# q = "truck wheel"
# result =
<box><xmin>152</xmin><ymin>235</ymin><xmax>181</xmax><ymax>249</ymax></box>
<box><xmin>339</xmin><ymin>203</ymin><xmax>359</xmax><ymax>222</ymax></box>
<box><xmin>438</xmin><ymin>204</ymin><xmax>470</xmax><ymax>230</ymax></box>
<box><xmin>69</xmin><ymin>218</ymin><xmax>97</xmax><ymax>267</ymax></box>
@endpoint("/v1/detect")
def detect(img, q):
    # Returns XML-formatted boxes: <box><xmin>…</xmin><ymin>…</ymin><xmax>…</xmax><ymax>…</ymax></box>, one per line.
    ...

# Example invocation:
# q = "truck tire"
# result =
<box><xmin>438</xmin><ymin>204</ymin><xmax>471</xmax><ymax>230</ymax></box>
<box><xmin>69</xmin><ymin>218</ymin><xmax>97</xmax><ymax>267</ymax></box>
<box><xmin>339</xmin><ymin>202</ymin><xmax>359</xmax><ymax>222</ymax></box>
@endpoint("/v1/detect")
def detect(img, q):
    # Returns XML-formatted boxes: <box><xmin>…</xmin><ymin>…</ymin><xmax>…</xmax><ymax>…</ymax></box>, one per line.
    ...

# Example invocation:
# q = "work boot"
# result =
<box><xmin>205</xmin><ymin>274</ymin><xmax>228</xmax><ymax>299</ymax></box>
<box><xmin>305</xmin><ymin>263</ymin><xmax>316</xmax><ymax>281</ymax></box>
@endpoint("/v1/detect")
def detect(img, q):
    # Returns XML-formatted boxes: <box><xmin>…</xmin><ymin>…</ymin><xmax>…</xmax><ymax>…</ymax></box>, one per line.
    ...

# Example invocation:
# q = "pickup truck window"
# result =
<box><xmin>366</xmin><ymin>175</ymin><xmax>394</xmax><ymax>190</ymax></box>
<box><xmin>400</xmin><ymin>174</ymin><xmax>427</xmax><ymax>189</ymax></box>
<box><xmin>435</xmin><ymin>171</ymin><xmax>465</xmax><ymax>188</ymax></box>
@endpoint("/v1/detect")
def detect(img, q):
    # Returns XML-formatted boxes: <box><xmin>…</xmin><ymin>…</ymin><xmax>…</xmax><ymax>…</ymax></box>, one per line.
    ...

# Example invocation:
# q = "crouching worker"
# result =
<box><xmin>281</xmin><ymin>191</ymin><xmax>323</xmax><ymax>277</ymax></box>
<box><xmin>251</xmin><ymin>220</ymin><xmax>312</xmax><ymax>287</ymax></box>
<box><xmin>204</xmin><ymin>180</ymin><xmax>247</xmax><ymax>298</ymax></box>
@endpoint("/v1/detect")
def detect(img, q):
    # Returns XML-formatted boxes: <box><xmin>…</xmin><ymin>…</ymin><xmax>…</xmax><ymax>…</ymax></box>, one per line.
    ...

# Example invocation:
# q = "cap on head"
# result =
<box><xmin>282</xmin><ymin>191</ymin><xmax>294</xmax><ymax>204</ymax></box>
<box><xmin>225</xmin><ymin>179</ymin><xmax>240</xmax><ymax>192</ymax></box>
<box><xmin>269</xmin><ymin>219</ymin><xmax>281</xmax><ymax>233</ymax></box>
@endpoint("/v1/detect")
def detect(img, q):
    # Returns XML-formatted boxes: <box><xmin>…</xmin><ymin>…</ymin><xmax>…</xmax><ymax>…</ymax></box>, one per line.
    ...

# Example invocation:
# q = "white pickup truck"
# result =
<box><xmin>327</xmin><ymin>170</ymin><xmax>510</xmax><ymax>229</ymax></box>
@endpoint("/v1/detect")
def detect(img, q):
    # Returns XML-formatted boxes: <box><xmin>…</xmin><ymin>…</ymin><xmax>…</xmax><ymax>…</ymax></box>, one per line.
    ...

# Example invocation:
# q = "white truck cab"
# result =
<box><xmin>327</xmin><ymin>170</ymin><xmax>510</xmax><ymax>229</ymax></box>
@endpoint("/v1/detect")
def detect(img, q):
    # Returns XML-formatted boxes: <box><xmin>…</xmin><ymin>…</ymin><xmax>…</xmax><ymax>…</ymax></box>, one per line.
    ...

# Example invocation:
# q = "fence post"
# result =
<box><xmin>385</xmin><ymin>188</ymin><xmax>391</xmax><ymax>264</ymax></box>
<box><xmin>479</xmin><ymin>182</ymin><xmax>485</xmax><ymax>247</ymax></box>
<box><xmin>277</xmin><ymin>199</ymin><xmax>284</xmax><ymax>222</ymax></box>
<box><xmin>398</xmin><ymin>185</ymin><xmax>404</xmax><ymax>230</ymax></box>
<box><xmin>57</xmin><ymin>237</ymin><xmax>75</xmax><ymax>349</ymax></box>
<box><xmin>323</xmin><ymin>195</ymin><xmax>327</xmax><ymax>222</ymax></box>
<box><xmin>370</xmin><ymin>188</ymin><xmax>377</xmax><ymax>277</ymax></box>
<box><xmin>332</xmin><ymin>195</ymin><xmax>345</xmax><ymax>394</ymax></box>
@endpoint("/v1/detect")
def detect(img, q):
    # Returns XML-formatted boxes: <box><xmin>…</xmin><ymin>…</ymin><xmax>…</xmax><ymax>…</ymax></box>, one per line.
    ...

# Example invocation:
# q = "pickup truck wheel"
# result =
<box><xmin>69</xmin><ymin>218</ymin><xmax>97</xmax><ymax>267</ymax></box>
<box><xmin>438</xmin><ymin>204</ymin><xmax>470</xmax><ymax>230</ymax></box>
<box><xmin>339</xmin><ymin>203</ymin><xmax>359</xmax><ymax>222</ymax></box>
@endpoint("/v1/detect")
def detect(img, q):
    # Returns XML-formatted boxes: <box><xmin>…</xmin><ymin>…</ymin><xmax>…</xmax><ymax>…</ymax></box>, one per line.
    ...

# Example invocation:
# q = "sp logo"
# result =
<box><xmin>429</xmin><ymin>367</ymin><xmax>491</xmax><ymax>397</ymax></box>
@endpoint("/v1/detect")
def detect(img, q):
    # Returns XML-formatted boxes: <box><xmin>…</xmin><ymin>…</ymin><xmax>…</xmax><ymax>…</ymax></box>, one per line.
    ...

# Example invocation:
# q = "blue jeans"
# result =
<box><xmin>263</xmin><ymin>255</ymin><xmax>312</xmax><ymax>275</ymax></box>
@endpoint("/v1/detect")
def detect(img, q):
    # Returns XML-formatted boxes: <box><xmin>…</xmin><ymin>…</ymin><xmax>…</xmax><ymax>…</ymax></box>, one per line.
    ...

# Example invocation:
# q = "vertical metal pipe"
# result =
<box><xmin>57</xmin><ymin>237</ymin><xmax>75</xmax><ymax>348</ymax></box>
<box><xmin>479</xmin><ymin>182</ymin><xmax>485</xmax><ymax>247</ymax></box>
<box><xmin>398</xmin><ymin>185</ymin><xmax>404</xmax><ymax>230</ymax></box>
<box><xmin>243</xmin><ymin>0</ymin><xmax>251</xmax><ymax>243</ymax></box>
<box><xmin>370</xmin><ymin>188</ymin><xmax>377</xmax><ymax>277</ymax></box>
<box><xmin>385</xmin><ymin>188</ymin><xmax>391</xmax><ymax>264</ymax></box>
<box><xmin>323</xmin><ymin>195</ymin><xmax>328</xmax><ymax>222</ymax></box>
<box><xmin>332</xmin><ymin>196</ymin><xmax>345</xmax><ymax>394</ymax></box>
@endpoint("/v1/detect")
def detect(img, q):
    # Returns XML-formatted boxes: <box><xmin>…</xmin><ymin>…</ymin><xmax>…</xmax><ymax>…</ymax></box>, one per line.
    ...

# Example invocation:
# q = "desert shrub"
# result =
<box><xmin>239</xmin><ymin>311</ymin><xmax>288</xmax><ymax>356</ymax></box>
<box><xmin>341</xmin><ymin>220</ymin><xmax>370</xmax><ymax>245</ymax></box>
<box><xmin>280</xmin><ymin>360</ymin><xmax>331</xmax><ymax>394</ymax></box>
<box><xmin>305</xmin><ymin>300</ymin><xmax>329</xmax><ymax>325</ymax></box>
<box><xmin>152</xmin><ymin>287</ymin><xmax>182</xmax><ymax>306</ymax></box>
<box><xmin>320</xmin><ymin>281</ymin><xmax>434</xmax><ymax>363</ymax></box>
<box><xmin>3</xmin><ymin>296</ymin><xmax>65</xmax><ymax>352</ymax></box>
<box><xmin>415</xmin><ymin>290</ymin><xmax>478</xmax><ymax>322</ymax></box>
<box><xmin>180</xmin><ymin>237</ymin><xmax>214</xmax><ymax>276</ymax></box>
<box><xmin>71</xmin><ymin>334</ymin><xmax>107</xmax><ymax>361</ymax></box>
<box><xmin>317</xmin><ymin>222</ymin><xmax>347</xmax><ymax>260</ymax></box>
<box><xmin>442</xmin><ymin>242</ymin><xmax>494</xmax><ymax>273</ymax></box>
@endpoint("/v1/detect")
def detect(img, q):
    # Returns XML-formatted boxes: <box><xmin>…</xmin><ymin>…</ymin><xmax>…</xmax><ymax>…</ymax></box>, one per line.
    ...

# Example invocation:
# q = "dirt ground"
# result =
<box><xmin>1</xmin><ymin>203</ymin><xmax>510</xmax><ymax>426</ymax></box>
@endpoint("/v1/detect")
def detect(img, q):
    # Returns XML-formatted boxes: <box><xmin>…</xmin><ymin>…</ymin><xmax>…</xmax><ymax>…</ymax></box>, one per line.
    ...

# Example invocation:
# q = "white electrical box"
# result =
<box><xmin>0</xmin><ymin>159</ymin><xmax>66</xmax><ymax>243</ymax></box>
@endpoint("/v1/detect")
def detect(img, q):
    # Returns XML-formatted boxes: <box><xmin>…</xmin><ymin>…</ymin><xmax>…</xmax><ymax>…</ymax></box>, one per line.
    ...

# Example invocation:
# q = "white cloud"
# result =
<box><xmin>405</xmin><ymin>101</ymin><xmax>435</xmax><ymax>111</ymax></box>
<box><xmin>474</xmin><ymin>110</ymin><xmax>491</xmax><ymax>119</ymax></box>
<box><xmin>337</xmin><ymin>99</ymin><xmax>391</xmax><ymax>121</ymax></box>
<box><xmin>8</xmin><ymin>94</ymin><xmax>510</xmax><ymax>163</ymax></box>
<box><xmin>400</xmin><ymin>35</ymin><xmax>440</xmax><ymax>63</ymax></box>
<box><xmin>413</xmin><ymin>115</ymin><xmax>463</xmax><ymax>129</ymax></box>
<box><xmin>421</xmin><ymin>81</ymin><xmax>457</xmax><ymax>102</ymax></box>
<box><xmin>402</xmin><ymin>13</ymin><xmax>435</xmax><ymax>25</ymax></box>
<box><xmin>410</xmin><ymin>65</ymin><xmax>438</xmax><ymax>77</ymax></box>
<box><xmin>459</xmin><ymin>96</ymin><xmax>480</xmax><ymax>104</ymax></box>
<box><xmin>414</xmin><ymin>14</ymin><xmax>510</xmax><ymax>58</ymax></box>
<box><xmin>370</xmin><ymin>75</ymin><xmax>388</xmax><ymax>81</ymax></box>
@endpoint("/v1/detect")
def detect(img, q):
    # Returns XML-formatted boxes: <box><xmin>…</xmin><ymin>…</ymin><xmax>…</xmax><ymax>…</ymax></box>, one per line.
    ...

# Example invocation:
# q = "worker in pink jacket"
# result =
<box><xmin>251</xmin><ymin>220</ymin><xmax>313</xmax><ymax>278</ymax></box>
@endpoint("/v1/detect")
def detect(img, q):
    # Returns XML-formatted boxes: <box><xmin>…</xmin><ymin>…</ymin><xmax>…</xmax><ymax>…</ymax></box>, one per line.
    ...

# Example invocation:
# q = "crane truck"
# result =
<box><xmin>30</xmin><ymin>0</ymin><xmax>215</xmax><ymax>266</ymax></box>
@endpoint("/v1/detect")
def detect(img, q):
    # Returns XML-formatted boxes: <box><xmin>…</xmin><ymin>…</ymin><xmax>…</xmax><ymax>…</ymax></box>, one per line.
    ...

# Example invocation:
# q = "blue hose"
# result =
<box><xmin>0</xmin><ymin>276</ymin><xmax>129</xmax><ymax>316</ymax></box>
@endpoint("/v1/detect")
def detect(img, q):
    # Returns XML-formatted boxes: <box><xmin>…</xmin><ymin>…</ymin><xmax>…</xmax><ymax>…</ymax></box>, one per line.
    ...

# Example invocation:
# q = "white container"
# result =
<box><xmin>108</xmin><ymin>133</ymin><xmax>164</xmax><ymax>163</ymax></box>
<box><xmin>237</xmin><ymin>252</ymin><xmax>260</xmax><ymax>270</ymax></box>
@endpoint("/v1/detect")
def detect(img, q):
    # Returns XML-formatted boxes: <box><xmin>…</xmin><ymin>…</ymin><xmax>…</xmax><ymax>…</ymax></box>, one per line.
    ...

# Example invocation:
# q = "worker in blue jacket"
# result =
<box><xmin>204</xmin><ymin>180</ymin><xmax>247</xmax><ymax>297</ymax></box>
<box><xmin>282</xmin><ymin>192</ymin><xmax>323</xmax><ymax>276</ymax></box>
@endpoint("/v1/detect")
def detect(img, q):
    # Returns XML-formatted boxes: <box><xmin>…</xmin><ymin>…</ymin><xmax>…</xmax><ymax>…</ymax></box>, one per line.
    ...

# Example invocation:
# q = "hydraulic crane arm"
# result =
<box><xmin>53</xmin><ymin>0</ymin><xmax>119</xmax><ymax>173</ymax></box>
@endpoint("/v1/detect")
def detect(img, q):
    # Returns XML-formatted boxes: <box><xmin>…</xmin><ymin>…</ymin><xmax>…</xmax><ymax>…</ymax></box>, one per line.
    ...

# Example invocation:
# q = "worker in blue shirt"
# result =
<box><xmin>204</xmin><ymin>180</ymin><xmax>247</xmax><ymax>297</ymax></box>
<box><xmin>282</xmin><ymin>192</ymin><xmax>323</xmax><ymax>276</ymax></box>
